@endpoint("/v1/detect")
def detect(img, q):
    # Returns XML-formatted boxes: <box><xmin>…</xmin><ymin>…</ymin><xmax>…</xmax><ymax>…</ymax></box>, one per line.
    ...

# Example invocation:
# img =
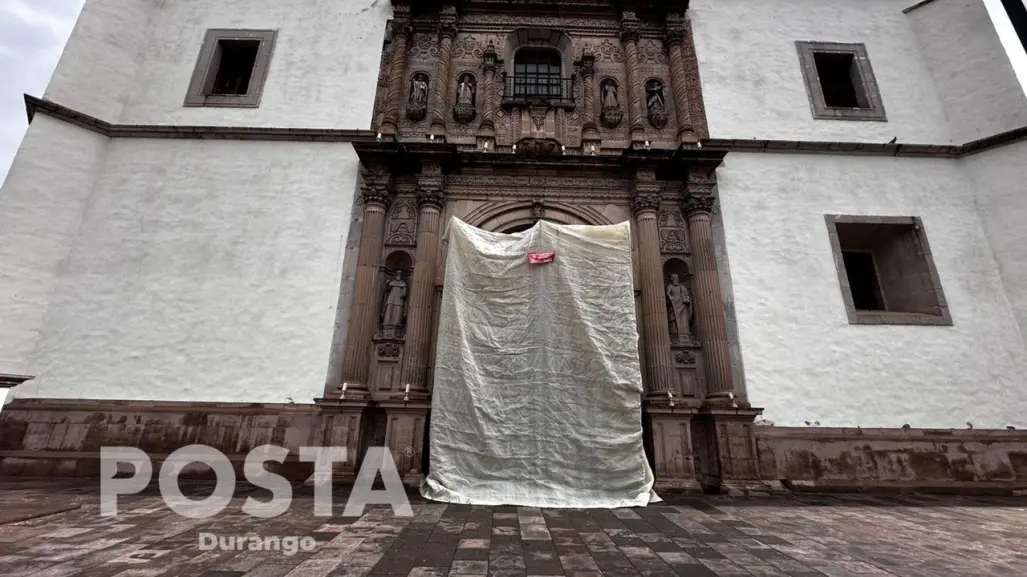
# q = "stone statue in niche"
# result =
<box><xmin>381</xmin><ymin>271</ymin><xmax>408</xmax><ymax>327</ymax></box>
<box><xmin>407</xmin><ymin>73</ymin><xmax>429</xmax><ymax>121</ymax></box>
<box><xmin>452</xmin><ymin>73</ymin><xmax>477</xmax><ymax>124</ymax></box>
<box><xmin>599</xmin><ymin>78</ymin><xmax>623</xmax><ymax>128</ymax></box>
<box><xmin>646</xmin><ymin>79</ymin><xmax>668</xmax><ymax>129</ymax></box>
<box><xmin>666</xmin><ymin>273</ymin><xmax>692</xmax><ymax>337</ymax></box>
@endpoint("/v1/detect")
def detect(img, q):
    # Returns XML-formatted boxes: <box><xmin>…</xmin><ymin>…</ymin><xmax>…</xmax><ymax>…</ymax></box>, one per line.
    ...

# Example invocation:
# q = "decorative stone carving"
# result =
<box><xmin>514</xmin><ymin>137</ymin><xmax>562</xmax><ymax>157</ymax></box>
<box><xmin>407</xmin><ymin>73</ymin><xmax>429</xmax><ymax>121</ymax></box>
<box><xmin>683</xmin><ymin>193</ymin><xmax>716</xmax><ymax>216</ymax></box>
<box><xmin>599</xmin><ymin>78</ymin><xmax>623</xmax><ymax>128</ymax></box>
<box><xmin>453</xmin><ymin>73</ymin><xmax>477</xmax><ymax>124</ymax></box>
<box><xmin>528</xmin><ymin>105</ymin><xmax>549</xmax><ymax>131</ymax></box>
<box><xmin>666</xmin><ymin>273</ymin><xmax>692</xmax><ymax>338</ymax></box>
<box><xmin>632</xmin><ymin>193</ymin><xmax>661</xmax><ymax>216</ymax></box>
<box><xmin>386</xmin><ymin>199</ymin><xmax>417</xmax><ymax>246</ymax></box>
<box><xmin>378</xmin><ymin>343</ymin><xmax>401</xmax><ymax>358</ymax></box>
<box><xmin>675</xmin><ymin>350</ymin><xmax>697</xmax><ymax>364</ymax></box>
<box><xmin>381</xmin><ymin>271</ymin><xmax>408</xmax><ymax>328</ymax></box>
<box><xmin>658</xmin><ymin>208</ymin><xmax>688</xmax><ymax>253</ymax></box>
<box><xmin>646</xmin><ymin>78</ymin><xmax>668</xmax><ymax>129</ymax></box>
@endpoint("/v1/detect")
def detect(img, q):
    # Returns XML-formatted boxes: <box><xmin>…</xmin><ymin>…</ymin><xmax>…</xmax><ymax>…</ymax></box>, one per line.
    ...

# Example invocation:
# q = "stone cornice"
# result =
<box><xmin>26</xmin><ymin>95</ymin><xmax>1026</xmax><ymax>158</ymax></box>
<box><xmin>0</xmin><ymin>373</ymin><xmax>33</xmax><ymax>389</ymax></box>
<box><xmin>24</xmin><ymin>95</ymin><xmax>377</xmax><ymax>143</ymax></box>
<box><xmin>705</xmin><ymin>126</ymin><xmax>1027</xmax><ymax>158</ymax></box>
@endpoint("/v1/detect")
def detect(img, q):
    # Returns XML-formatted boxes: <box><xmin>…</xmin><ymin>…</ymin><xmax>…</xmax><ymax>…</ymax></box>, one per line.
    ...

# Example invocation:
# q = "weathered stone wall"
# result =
<box><xmin>756</xmin><ymin>426</ymin><xmax>1027</xmax><ymax>493</ymax></box>
<box><xmin>0</xmin><ymin>399</ymin><xmax>355</xmax><ymax>481</ymax></box>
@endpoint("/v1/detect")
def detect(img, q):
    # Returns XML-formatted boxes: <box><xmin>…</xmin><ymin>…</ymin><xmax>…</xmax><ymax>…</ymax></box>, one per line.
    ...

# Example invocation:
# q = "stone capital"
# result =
<box><xmin>416</xmin><ymin>186</ymin><xmax>445</xmax><ymax>210</ymax></box>
<box><xmin>438</xmin><ymin>5</ymin><xmax>458</xmax><ymax>40</ymax></box>
<box><xmin>682</xmin><ymin>193</ymin><xmax>715</xmax><ymax>216</ymax></box>
<box><xmin>361</xmin><ymin>185</ymin><xmax>391</xmax><ymax>208</ymax></box>
<box><xmin>664</xmin><ymin>13</ymin><xmax>687</xmax><ymax>47</ymax></box>
<box><xmin>620</xmin><ymin>12</ymin><xmax>641</xmax><ymax>45</ymax></box>
<box><xmin>632</xmin><ymin>193</ymin><xmax>661</xmax><ymax>216</ymax></box>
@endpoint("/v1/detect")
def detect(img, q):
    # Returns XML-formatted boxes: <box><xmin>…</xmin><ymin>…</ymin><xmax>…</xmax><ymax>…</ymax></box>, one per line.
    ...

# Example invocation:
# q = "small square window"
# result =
<box><xmin>797</xmin><ymin>42</ymin><xmax>886</xmax><ymax>121</ymax></box>
<box><xmin>185</xmin><ymin>29</ymin><xmax>277</xmax><ymax>108</ymax></box>
<box><xmin>826</xmin><ymin>215</ymin><xmax>952</xmax><ymax>326</ymax></box>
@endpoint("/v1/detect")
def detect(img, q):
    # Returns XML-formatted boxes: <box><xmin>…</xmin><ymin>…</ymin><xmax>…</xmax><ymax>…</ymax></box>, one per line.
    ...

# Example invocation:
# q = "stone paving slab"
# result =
<box><xmin>0</xmin><ymin>479</ymin><xmax>1025</xmax><ymax>576</ymax></box>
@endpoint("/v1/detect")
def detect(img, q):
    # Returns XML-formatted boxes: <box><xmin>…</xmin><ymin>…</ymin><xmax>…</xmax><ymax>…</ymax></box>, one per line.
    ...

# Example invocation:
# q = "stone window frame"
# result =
<box><xmin>796</xmin><ymin>41</ymin><xmax>887</xmax><ymax>122</ymax></box>
<box><xmin>184</xmin><ymin>29</ymin><xmax>277</xmax><ymax>108</ymax></box>
<box><xmin>825</xmin><ymin>215</ymin><xmax>952</xmax><ymax>326</ymax></box>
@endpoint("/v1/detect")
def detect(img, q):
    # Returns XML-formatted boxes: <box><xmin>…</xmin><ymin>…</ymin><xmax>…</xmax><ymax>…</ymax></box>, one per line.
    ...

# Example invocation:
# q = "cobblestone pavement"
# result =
<box><xmin>0</xmin><ymin>479</ymin><xmax>1025</xmax><ymax>577</ymax></box>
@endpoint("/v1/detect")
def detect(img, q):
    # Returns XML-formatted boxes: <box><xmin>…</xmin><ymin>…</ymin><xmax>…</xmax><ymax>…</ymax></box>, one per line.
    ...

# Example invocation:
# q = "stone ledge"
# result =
<box><xmin>4</xmin><ymin>398</ymin><xmax>321</xmax><ymax>415</ymax></box>
<box><xmin>24</xmin><ymin>95</ymin><xmax>377</xmax><ymax>143</ymax></box>
<box><xmin>755</xmin><ymin>425</ymin><xmax>1027</xmax><ymax>441</ymax></box>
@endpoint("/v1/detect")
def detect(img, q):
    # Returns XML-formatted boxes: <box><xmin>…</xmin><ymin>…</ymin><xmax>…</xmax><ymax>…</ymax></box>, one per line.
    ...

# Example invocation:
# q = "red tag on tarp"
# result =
<box><xmin>528</xmin><ymin>251</ymin><xmax>556</xmax><ymax>264</ymax></box>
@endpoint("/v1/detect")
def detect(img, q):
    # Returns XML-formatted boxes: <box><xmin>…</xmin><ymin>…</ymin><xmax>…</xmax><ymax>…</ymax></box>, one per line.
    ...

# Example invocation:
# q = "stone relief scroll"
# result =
<box><xmin>386</xmin><ymin>199</ymin><xmax>417</xmax><ymax>246</ymax></box>
<box><xmin>658</xmin><ymin>208</ymin><xmax>688</xmax><ymax>253</ymax></box>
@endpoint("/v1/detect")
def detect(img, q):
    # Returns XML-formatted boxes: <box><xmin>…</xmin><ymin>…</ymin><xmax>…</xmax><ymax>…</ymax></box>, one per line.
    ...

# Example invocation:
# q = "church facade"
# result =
<box><xmin>2</xmin><ymin>0</ymin><xmax>1027</xmax><ymax>493</ymax></box>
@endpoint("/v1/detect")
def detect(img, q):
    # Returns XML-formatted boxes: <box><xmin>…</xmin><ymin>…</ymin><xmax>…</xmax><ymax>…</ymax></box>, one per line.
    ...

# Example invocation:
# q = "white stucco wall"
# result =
<box><xmin>10</xmin><ymin>140</ymin><xmax>360</xmax><ymax>403</ymax></box>
<box><xmin>964</xmin><ymin>140</ymin><xmax>1027</xmax><ymax>344</ymax></box>
<box><xmin>689</xmin><ymin>0</ymin><xmax>953</xmax><ymax>143</ymax></box>
<box><xmin>906</xmin><ymin>0</ymin><xmax>1027</xmax><ymax>144</ymax></box>
<box><xmin>0</xmin><ymin>116</ymin><xmax>108</xmax><ymax>377</ymax></box>
<box><xmin>116</xmin><ymin>0</ymin><xmax>390</xmax><ymax>128</ymax></box>
<box><xmin>716</xmin><ymin>152</ymin><xmax>1027</xmax><ymax>429</ymax></box>
<box><xmin>0</xmin><ymin>0</ymin><xmax>387</xmax><ymax>402</ymax></box>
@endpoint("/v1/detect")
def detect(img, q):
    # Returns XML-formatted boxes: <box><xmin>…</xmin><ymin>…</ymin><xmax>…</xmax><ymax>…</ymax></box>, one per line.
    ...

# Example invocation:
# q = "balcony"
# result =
<box><xmin>501</xmin><ymin>74</ymin><xmax>575</xmax><ymax>108</ymax></box>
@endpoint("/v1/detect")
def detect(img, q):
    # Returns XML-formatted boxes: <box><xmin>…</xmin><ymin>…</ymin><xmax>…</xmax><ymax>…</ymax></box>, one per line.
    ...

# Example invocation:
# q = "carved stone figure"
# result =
<box><xmin>452</xmin><ymin>73</ymin><xmax>477</xmax><ymax>124</ymax></box>
<box><xmin>646</xmin><ymin>79</ymin><xmax>668</xmax><ymax>129</ymax></box>
<box><xmin>407</xmin><ymin>73</ymin><xmax>429</xmax><ymax>121</ymax></box>
<box><xmin>666</xmin><ymin>273</ymin><xmax>692</xmax><ymax>336</ymax></box>
<box><xmin>382</xmin><ymin>271</ymin><xmax>408</xmax><ymax>327</ymax></box>
<box><xmin>599</xmin><ymin>79</ymin><xmax>623</xmax><ymax>128</ymax></box>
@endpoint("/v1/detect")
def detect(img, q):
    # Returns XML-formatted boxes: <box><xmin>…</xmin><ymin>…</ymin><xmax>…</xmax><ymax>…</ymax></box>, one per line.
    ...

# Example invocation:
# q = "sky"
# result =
<box><xmin>0</xmin><ymin>0</ymin><xmax>84</xmax><ymax>186</ymax></box>
<box><xmin>0</xmin><ymin>1</ymin><xmax>1025</xmax><ymax>186</ymax></box>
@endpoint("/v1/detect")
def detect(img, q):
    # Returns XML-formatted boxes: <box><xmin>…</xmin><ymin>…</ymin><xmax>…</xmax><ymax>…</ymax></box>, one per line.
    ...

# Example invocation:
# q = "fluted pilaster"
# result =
<box><xmin>378</xmin><ymin>7</ymin><xmax>411</xmax><ymax>138</ymax></box>
<box><xmin>429</xmin><ymin>6</ymin><xmax>458</xmax><ymax>137</ymax></box>
<box><xmin>665</xmin><ymin>14</ymin><xmax>697</xmax><ymax>145</ymax></box>
<box><xmin>339</xmin><ymin>168</ymin><xmax>392</xmax><ymax>392</ymax></box>
<box><xmin>632</xmin><ymin>171</ymin><xmax>676</xmax><ymax>395</ymax></box>
<box><xmin>620</xmin><ymin>12</ymin><xmax>646</xmax><ymax>145</ymax></box>
<box><xmin>682</xmin><ymin>180</ymin><xmax>734</xmax><ymax>402</ymax></box>
<box><xmin>401</xmin><ymin>166</ymin><xmax>445</xmax><ymax>392</ymax></box>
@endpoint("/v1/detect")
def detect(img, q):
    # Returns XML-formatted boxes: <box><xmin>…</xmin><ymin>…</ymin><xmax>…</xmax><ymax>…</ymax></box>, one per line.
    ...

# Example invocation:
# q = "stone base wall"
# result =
<box><xmin>755</xmin><ymin>426</ymin><xmax>1027</xmax><ymax>494</ymax></box>
<box><xmin>0</xmin><ymin>399</ymin><xmax>329</xmax><ymax>480</ymax></box>
<box><xmin>3</xmin><ymin>400</ymin><xmax>1027</xmax><ymax>495</ymax></box>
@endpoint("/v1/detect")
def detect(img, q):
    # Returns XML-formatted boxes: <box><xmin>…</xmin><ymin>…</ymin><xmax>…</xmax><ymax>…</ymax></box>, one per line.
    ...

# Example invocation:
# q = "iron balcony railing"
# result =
<box><xmin>501</xmin><ymin>74</ymin><xmax>575</xmax><ymax>107</ymax></box>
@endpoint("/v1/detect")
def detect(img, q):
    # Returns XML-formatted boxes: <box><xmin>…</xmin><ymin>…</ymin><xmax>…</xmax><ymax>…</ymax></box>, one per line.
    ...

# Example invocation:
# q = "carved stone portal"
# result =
<box><xmin>646</xmin><ymin>78</ymin><xmax>668</xmax><ymax>130</ymax></box>
<box><xmin>407</xmin><ymin>73</ymin><xmax>429</xmax><ymax>121</ymax></box>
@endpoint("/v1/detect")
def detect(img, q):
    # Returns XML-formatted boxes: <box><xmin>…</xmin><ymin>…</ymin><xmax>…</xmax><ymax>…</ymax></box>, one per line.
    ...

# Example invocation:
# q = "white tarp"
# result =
<box><xmin>420</xmin><ymin>216</ymin><xmax>656</xmax><ymax>508</ymax></box>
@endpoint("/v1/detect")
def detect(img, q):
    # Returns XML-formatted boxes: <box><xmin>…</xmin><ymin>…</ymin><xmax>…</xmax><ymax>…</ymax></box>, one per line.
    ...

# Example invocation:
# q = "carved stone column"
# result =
<box><xmin>682</xmin><ymin>177</ymin><xmax>734</xmax><ymax>404</ymax></box>
<box><xmin>429</xmin><ymin>6</ymin><xmax>458</xmax><ymax>138</ymax></box>
<box><xmin>477</xmin><ymin>41</ymin><xmax>498</xmax><ymax>148</ymax></box>
<box><xmin>400</xmin><ymin>165</ymin><xmax>445</xmax><ymax>393</ymax></box>
<box><xmin>632</xmin><ymin>171</ymin><xmax>676</xmax><ymax>397</ymax></box>
<box><xmin>579</xmin><ymin>53</ymin><xmax>601</xmax><ymax>147</ymax></box>
<box><xmin>378</xmin><ymin>6</ymin><xmax>412</xmax><ymax>138</ymax></box>
<box><xmin>664</xmin><ymin>14</ymin><xmax>697</xmax><ymax>145</ymax></box>
<box><xmin>620</xmin><ymin>12</ymin><xmax>646</xmax><ymax>145</ymax></box>
<box><xmin>338</xmin><ymin>168</ymin><xmax>392</xmax><ymax>395</ymax></box>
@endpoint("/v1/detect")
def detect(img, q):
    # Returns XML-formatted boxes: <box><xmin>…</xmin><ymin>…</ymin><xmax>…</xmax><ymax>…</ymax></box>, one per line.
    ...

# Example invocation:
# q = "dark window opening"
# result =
<box><xmin>814</xmin><ymin>52</ymin><xmax>863</xmax><ymax>108</ymax></box>
<box><xmin>211</xmin><ymin>40</ymin><xmax>260</xmax><ymax>95</ymax></box>
<box><xmin>842</xmin><ymin>251</ymin><xmax>884</xmax><ymax>311</ymax></box>
<box><xmin>513</xmin><ymin>49</ymin><xmax>562</xmax><ymax>99</ymax></box>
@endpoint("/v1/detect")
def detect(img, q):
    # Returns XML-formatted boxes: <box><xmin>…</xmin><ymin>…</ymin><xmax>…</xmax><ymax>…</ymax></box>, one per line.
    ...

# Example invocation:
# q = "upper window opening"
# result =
<box><xmin>211</xmin><ymin>40</ymin><xmax>260</xmax><ymax>95</ymax></box>
<box><xmin>513</xmin><ymin>49</ymin><xmax>562</xmax><ymax>99</ymax></box>
<box><xmin>813</xmin><ymin>52</ymin><xmax>863</xmax><ymax>108</ymax></box>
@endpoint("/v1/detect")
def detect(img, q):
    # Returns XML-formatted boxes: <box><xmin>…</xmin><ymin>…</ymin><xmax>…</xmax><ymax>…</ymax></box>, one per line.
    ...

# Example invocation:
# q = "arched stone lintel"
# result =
<box><xmin>464</xmin><ymin>200</ymin><xmax>614</xmax><ymax>232</ymax></box>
